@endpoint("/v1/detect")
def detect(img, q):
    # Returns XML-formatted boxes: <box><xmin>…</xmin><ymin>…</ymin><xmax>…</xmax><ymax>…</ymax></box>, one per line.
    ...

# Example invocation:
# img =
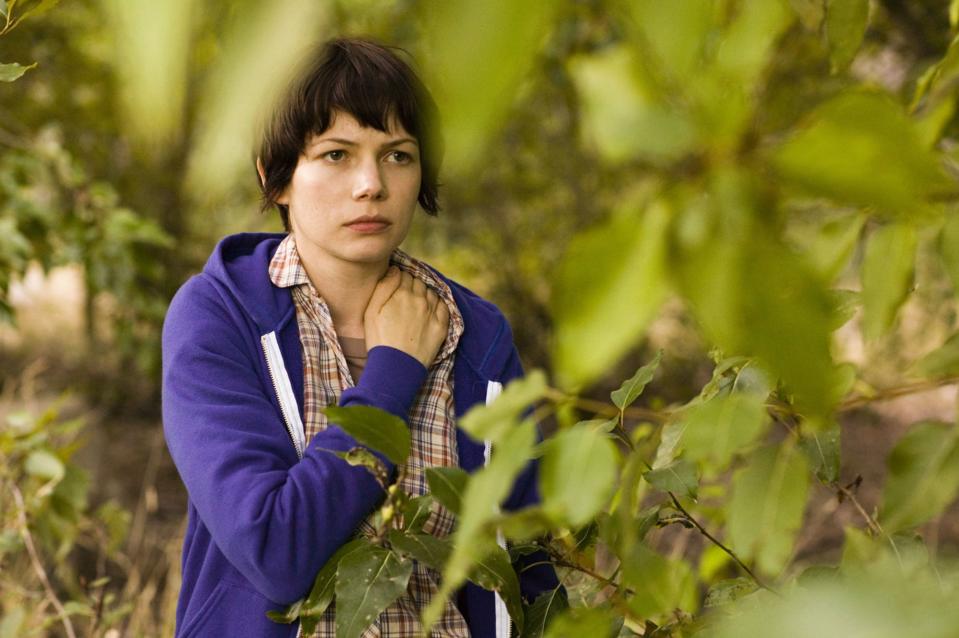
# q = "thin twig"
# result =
<box><xmin>835</xmin><ymin>479</ymin><xmax>904</xmax><ymax>569</ymax></box>
<box><xmin>543</xmin><ymin>388</ymin><xmax>668</xmax><ymax>423</ymax></box>
<box><xmin>6</xmin><ymin>479</ymin><xmax>78</xmax><ymax>638</ymax></box>
<box><xmin>837</xmin><ymin>376</ymin><xmax>959</xmax><ymax>411</ymax></box>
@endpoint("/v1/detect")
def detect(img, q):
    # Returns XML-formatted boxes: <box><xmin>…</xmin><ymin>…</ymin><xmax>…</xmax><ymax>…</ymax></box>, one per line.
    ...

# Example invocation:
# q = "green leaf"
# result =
<box><xmin>911</xmin><ymin>332</ymin><xmax>959</xmax><ymax>379</ymax></box>
<box><xmin>953</xmin><ymin>0</ymin><xmax>959</xmax><ymax>29</ymax></box>
<box><xmin>643</xmin><ymin>459</ymin><xmax>698</xmax><ymax>500</ymax></box>
<box><xmin>387</xmin><ymin>530</ymin><xmax>452</xmax><ymax>570</ymax></box>
<box><xmin>728</xmin><ymin>444</ymin><xmax>810</xmax><ymax>575</ymax></box>
<box><xmin>0</xmin><ymin>608</ymin><xmax>24</xmax><ymax>638</ymax></box>
<box><xmin>271</xmin><ymin>538</ymin><xmax>368</xmax><ymax>622</ymax></box>
<box><xmin>861</xmin><ymin>223</ymin><xmax>917</xmax><ymax>340</ymax></box>
<box><xmin>468</xmin><ymin>545</ymin><xmax>525</xmax><ymax>634</ymax></box>
<box><xmin>322</xmin><ymin>405</ymin><xmax>410</xmax><ymax>465</ymax></box>
<box><xmin>331</xmin><ymin>447</ymin><xmax>390</xmax><ymax>488</ymax></box>
<box><xmin>521</xmin><ymin>587</ymin><xmax>569</xmax><ymax>638</ymax></box>
<box><xmin>495</xmin><ymin>506</ymin><xmax>555</xmax><ymax>541</ymax></box>
<box><xmin>459</xmin><ymin>370</ymin><xmax>547</xmax><ymax>443</ymax></box>
<box><xmin>539</xmin><ymin>423</ymin><xmax>618</xmax><ymax>527</ymax></box>
<box><xmin>544</xmin><ymin>607</ymin><xmax>619</xmax><ymax>638</ymax></box>
<box><xmin>675</xmin><ymin>392</ymin><xmax>769</xmax><ymax>470</ymax></box>
<box><xmin>24</xmin><ymin>449</ymin><xmax>65</xmax><ymax>482</ymax></box>
<box><xmin>335</xmin><ymin>544</ymin><xmax>413</xmax><ymax>638</ymax></box>
<box><xmin>938</xmin><ymin>213</ymin><xmax>959</xmax><ymax>295</ymax></box>
<box><xmin>424</xmin><ymin>466</ymin><xmax>468</xmax><ymax>516</ymax></box>
<box><xmin>552</xmin><ymin>197</ymin><xmax>670</xmax><ymax>389</ymax></box>
<box><xmin>825</xmin><ymin>0</ymin><xmax>870</xmax><ymax>73</ymax></box>
<box><xmin>799</xmin><ymin>421</ymin><xmax>841</xmax><ymax>484</ymax></box>
<box><xmin>400</xmin><ymin>495</ymin><xmax>435</xmax><ymax>533</ymax></box>
<box><xmin>879</xmin><ymin>421</ymin><xmax>959</xmax><ymax>534</ymax></box>
<box><xmin>627</xmin><ymin>1</ymin><xmax>712</xmax><ymax>80</ymax></box>
<box><xmin>569</xmin><ymin>46</ymin><xmax>698</xmax><ymax>164</ymax></box>
<box><xmin>789</xmin><ymin>0</ymin><xmax>825</xmax><ymax>30</ymax></box>
<box><xmin>611</xmin><ymin>349</ymin><xmax>662</xmax><ymax>410</ymax></box>
<box><xmin>621</xmin><ymin>543</ymin><xmax>697</xmax><ymax>620</ymax></box>
<box><xmin>772</xmin><ymin>91</ymin><xmax>949</xmax><ymax>213</ymax></box>
<box><xmin>0</xmin><ymin>62</ymin><xmax>36</xmax><ymax>82</ymax></box>
<box><xmin>793</xmin><ymin>211</ymin><xmax>865</xmax><ymax>281</ymax></box>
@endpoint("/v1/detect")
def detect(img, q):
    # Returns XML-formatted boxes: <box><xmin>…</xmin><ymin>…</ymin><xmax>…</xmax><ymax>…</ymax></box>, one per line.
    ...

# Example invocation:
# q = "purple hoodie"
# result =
<box><xmin>161</xmin><ymin>233</ymin><xmax>559</xmax><ymax>637</ymax></box>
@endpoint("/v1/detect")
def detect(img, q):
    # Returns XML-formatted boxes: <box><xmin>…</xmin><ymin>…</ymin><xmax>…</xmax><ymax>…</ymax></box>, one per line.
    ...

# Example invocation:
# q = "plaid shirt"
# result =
<box><xmin>269</xmin><ymin>234</ymin><xmax>471</xmax><ymax>637</ymax></box>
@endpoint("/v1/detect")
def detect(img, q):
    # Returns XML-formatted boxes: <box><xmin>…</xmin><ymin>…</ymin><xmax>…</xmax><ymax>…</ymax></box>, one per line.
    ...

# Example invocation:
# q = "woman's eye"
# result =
<box><xmin>323</xmin><ymin>150</ymin><xmax>346</xmax><ymax>162</ymax></box>
<box><xmin>387</xmin><ymin>150</ymin><xmax>412</xmax><ymax>164</ymax></box>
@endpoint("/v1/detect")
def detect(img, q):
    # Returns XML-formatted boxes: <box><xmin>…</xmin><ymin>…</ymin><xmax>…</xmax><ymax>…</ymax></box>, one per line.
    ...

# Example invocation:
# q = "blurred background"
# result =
<box><xmin>3</xmin><ymin>0</ymin><xmax>959</xmax><ymax>635</ymax></box>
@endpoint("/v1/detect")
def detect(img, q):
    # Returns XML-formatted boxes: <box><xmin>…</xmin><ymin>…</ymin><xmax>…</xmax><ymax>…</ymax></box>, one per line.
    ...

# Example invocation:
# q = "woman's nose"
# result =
<box><xmin>351</xmin><ymin>160</ymin><xmax>387</xmax><ymax>201</ymax></box>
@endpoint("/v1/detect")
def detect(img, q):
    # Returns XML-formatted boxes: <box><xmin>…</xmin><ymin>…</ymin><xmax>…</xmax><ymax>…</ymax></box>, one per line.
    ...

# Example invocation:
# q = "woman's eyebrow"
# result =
<box><xmin>309</xmin><ymin>136</ymin><xmax>418</xmax><ymax>148</ymax></box>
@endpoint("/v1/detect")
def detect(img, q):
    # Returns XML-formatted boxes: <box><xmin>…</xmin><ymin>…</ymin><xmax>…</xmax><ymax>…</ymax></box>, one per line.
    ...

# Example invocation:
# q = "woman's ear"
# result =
<box><xmin>256</xmin><ymin>157</ymin><xmax>268</xmax><ymax>187</ymax></box>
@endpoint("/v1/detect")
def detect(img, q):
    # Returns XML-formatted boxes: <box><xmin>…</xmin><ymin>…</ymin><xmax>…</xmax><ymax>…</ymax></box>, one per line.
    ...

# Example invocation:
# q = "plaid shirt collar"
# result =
<box><xmin>268</xmin><ymin>233</ymin><xmax>464</xmax><ymax>362</ymax></box>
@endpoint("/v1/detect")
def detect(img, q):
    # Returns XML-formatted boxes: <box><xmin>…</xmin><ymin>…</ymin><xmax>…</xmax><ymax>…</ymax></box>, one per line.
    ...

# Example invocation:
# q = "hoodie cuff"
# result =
<box><xmin>338</xmin><ymin>345</ymin><xmax>428</xmax><ymax>421</ymax></box>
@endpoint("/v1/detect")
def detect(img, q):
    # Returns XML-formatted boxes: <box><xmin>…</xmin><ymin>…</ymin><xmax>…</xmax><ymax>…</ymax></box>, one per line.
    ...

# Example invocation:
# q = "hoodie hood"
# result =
<box><xmin>201</xmin><ymin>232</ymin><xmax>517</xmax><ymax>380</ymax></box>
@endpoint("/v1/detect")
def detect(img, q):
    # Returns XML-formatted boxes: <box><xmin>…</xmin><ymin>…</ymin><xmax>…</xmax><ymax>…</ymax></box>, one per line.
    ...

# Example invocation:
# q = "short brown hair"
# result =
<box><xmin>256</xmin><ymin>38</ymin><xmax>443</xmax><ymax>229</ymax></box>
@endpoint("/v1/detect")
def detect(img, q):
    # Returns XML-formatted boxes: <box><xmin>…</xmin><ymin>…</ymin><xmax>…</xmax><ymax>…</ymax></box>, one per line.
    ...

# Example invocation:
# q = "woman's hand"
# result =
<box><xmin>364</xmin><ymin>266</ymin><xmax>450</xmax><ymax>368</ymax></box>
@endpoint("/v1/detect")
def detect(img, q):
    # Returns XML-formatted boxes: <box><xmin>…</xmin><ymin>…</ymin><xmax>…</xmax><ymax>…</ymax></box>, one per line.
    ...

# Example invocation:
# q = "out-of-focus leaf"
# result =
<box><xmin>879</xmin><ymin>421</ymin><xmax>959</xmax><ymax>534</ymax></box>
<box><xmin>911</xmin><ymin>332</ymin><xmax>959</xmax><ymax>379</ymax></box>
<box><xmin>952</xmin><ymin>0</ymin><xmax>959</xmax><ymax>28</ymax></box>
<box><xmin>621</xmin><ymin>543</ymin><xmax>697</xmax><ymax>620</ymax></box>
<box><xmin>569</xmin><ymin>46</ymin><xmax>698</xmax><ymax>164</ymax></box>
<box><xmin>728</xmin><ymin>444</ymin><xmax>810</xmax><ymax>575</ymax></box>
<box><xmin>938</xmin><ymin>213</ymin><xmax>959</xmax><ymax>294</ymax></box>
<box><xmin>422</xmin><ymin>0</ymin><xmax>556</xmax><ymax>171</ymax></box>
<box><xmin>459</xmin><ymin>370</ymin><xmax>546</xmax><ymax>443</ymax></box>
<box><xmin>0</xmin><ymin>607</ymin><xmax>24</xmax><ymax>638</ymax></box>
<box><xmin>520</xmin><ymin>587</ymin><xmax>569</xmax><ymax>638</ymax></box>
<box><xmin>423</xmin><ymin>421</ymin><xmax>536</xmax><ymax>629</ymax></box>
<box><xmin>323</xmin><ymin>406</ymin><xmax>410</xmax><ymax>466</ymax></box>
<box><xmin>704</xmin><ymin>577</ymin><xmax>759</xmax><ymax>608</ymax></box>
<box><xmin>468</xmin><ymin>545</ymin><xmax>525</xmax><ymax>634</ymax></box>
<box><xmin>713</xmin><ymin>0</ymin><xmax>793</xmax><ymax>88</ymax></box>
<box><xmin>331</xmin><ymin>447</ymin><xmax>390</xmax><ymax>488</ymax></box>
<box><xmin>791</xmin><ymin>211</ymin><xmax>865</xmax><ymax>281</ymax></box>
<box><xmin>0</xmin><ymin>62</ymin><xmax>36</xmax><ymax>82</ymax></box>
<box><xmin>643</xmin><ymin>459</ymin><xmax>698</xmax><ymax>500</ymax></box>
<box><xmin>825</xmin><ymin>0</ymin><xmax>870</xmax><ymax>73</ymax></box>
<box><xmin>773</xmin><ymin>91</ymin><xmax>949</xmax><ymax>213</ymax></box>
<box><xmin>539</xmin><ymin>423</ymin><xmax>618</xmax><ymax>527</ymax></box>
<box><xmin>544</xmin><ymin>606</ymin><xmax>619</xmax><ymax>638</ymax></box>
<box><xmin>102</xmin><ymin>0</ymin><xmax>193</xmax><ymax>145</ymax></box>
<box><xmin>425</xmin><ymin>466</ymin><xmax>468</xmax><ymax>516</ymax></box>
<box><xmin>495</xmin><ymin>506</ymin><xmax>554</xmax><ymax>541</ymax></box>
<box><xmin>790</xmin><ymin>0</ymin><xmax>825</xmax><ymax>30</ymax></box>
<box><xmin>335</xmin><ymin>544</ymin><xmax>412</xmax><ymax>638</ymax></box>
<box><xmin>861</xmin><ymin>223</ymin><xmax>916</xmax><ymax>340</ymax></box>
<box><xmin>24</xmin><ymin>449</ymin><xmax>65</xmax><ymax>482</ymax></box>
<box><xmin>674</xmin><ymin>392</ymin><xmax>769</xmax><ymax>470</ymax></box>
<box><xmin>626</xmin><ymin>1</ymin><xmax>712</xmax><ymax>80</ymax></box>
<box><xmin>799</xmin><ymin>420</ymin><xmax>841</xmax><ymax>484</ymax></box>
<box><xmin>552</xmin><ymin>197</ymin><xmax>670</xmax><ymax>390</ymax></box>
<box><xmin>187</xmin><ymin>0</ymin><xmax>329</xmax><ymax>201</ymax></box>
<box><xmin>611</xmin><ymin>350</ymin><xmax>662</xmax><ymax>410</ymax></box>
<box><xmin>387</xmin><ymin>530</ymin><xmax>452</xmax><ymax>571</ymax></box>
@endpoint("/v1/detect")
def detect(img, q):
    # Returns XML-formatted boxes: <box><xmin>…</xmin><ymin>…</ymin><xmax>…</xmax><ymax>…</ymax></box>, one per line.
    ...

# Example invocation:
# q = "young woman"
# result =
<box><xmin>161</xmin><ymin>38</ymin><xmax>559</xmax><ymax>637</ymax></box>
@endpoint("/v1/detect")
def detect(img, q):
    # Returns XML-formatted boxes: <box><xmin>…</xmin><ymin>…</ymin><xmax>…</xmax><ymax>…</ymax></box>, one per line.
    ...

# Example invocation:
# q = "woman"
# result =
<box><xmin>161</xmin><ymin>38</ymin><xmax>559</xmax><ymax>637</ymax></box>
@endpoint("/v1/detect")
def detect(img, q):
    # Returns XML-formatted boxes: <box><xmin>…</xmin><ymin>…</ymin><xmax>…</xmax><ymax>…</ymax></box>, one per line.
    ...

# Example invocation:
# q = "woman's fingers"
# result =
<box><xmin>367</xmin><ymin>266</ymin><xmax>402</xmax><ymax>313</ymax></box>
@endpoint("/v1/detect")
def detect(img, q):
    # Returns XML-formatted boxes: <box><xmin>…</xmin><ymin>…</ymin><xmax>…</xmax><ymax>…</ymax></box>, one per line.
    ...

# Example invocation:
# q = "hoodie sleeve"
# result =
<box><xmin>162</xmin><ymin>275</ymin><xmax>427</xmax><ymax>604</ymax></box>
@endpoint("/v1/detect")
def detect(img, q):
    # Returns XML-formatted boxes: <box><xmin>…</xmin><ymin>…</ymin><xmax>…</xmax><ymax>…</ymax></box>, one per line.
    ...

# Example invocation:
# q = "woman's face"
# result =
<box><xmin>278</xmin><ymin>110</ymin><xmax>422</xmax><ymax>271</ymax></box>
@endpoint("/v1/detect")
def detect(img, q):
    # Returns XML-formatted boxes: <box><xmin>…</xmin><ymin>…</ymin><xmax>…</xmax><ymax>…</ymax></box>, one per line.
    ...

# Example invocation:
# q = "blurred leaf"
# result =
<box><xmin>879</xmin><ymin>421</ymin><xmax>959</xmax><ymax>534</ymax></box>
<box><xmin>468</xmin><ymin>545</ymin><xmax>525</xmax><ymax>634</ymax></box>
<box><xmin>611</xmin><ymin>349</ymin><xmax>662</xmax><ymax>410</ymax></box>
<box><xmin>387</xmin><ymin>530</ymin><xmax>452</xmax><ymax>571</ymax></box>
<box><xmin>95</xmin><ymin>500</ymin><xmax>131</xmax><ymax>554</ymax></box>
<box><xmin>102</xmin><ymin>0</ymin><xmax>193</xmax><ymax>145</ymax></box>
<box><xmin>425</xmin><ymin>466</ymin><xmax>468</xmax><ymax>516</ymax></box>
<box><xmin>0</xmin><ymin>62</ymin><xmax>36</xmax><ymax>82</ymax></box>
<box><xmin>570</xmin><ymin>45</ymin><xmax>698</xmax><ymax>164</ymax></box>
<box><xmin>772</xmin><ymin>91</ymin><xmax>948</xmax><ymax>213</ymax></box>
<box><xmin>621</xmin><ymin>543</ymin><xmax>697</xmax><ymax>620</ymax></box>
<box><xmin>539</xmin><ymin>423</ymin><xmax>618</xmax><ymax>527</ymax></box>
<box><xmin>713</xmin><ymin>0</ymin><xmax>793</xmax><ymax>88</ymax></box>
<box><xmin>938</xmin><ymin>212</ymin><xmax>959</xmax><ymax>294</ymax></box>
<box><xmin>794</xmin><ymin>211</ymin><xmax>865</xmax><ymax>281</ymax></box>
<box><xmin>322</xmin><ymin>406</ymin><xmax>410</xmax><ymax>465</ymax></box>
<box><xmin>626</xmin><ymin>0</ymin><xmax>713</xmax><ymax>81</ymax></box>
<box><xmin>825</xmin><ymin>0</ymin><xmax>870</xmax><ymax>73</ymax></box>
<box><xmin>520</xmin><ymin>587</ymin><xmax>569</xmax><ymax>638</ymax></box>
<box><xmin>459</xmin><ymin>370</ymin><xmax>546</xmax><ymax>443</ymax></box>
<box><xmin>911</xmin><ymin>332</ymin><xmax>959</xmax><ymax>379</ymax></box>
<box><xmin>643</xmin><ymin>459</ymin><xmax>698</xmax><ymax>500</ymax></box>
<box><xmin>495</xmin><ymin>506</ymin><xmax>554</xmax><ymax>541</ymax></box>
<box><xmin>423</xmin><ymin>0</ymin><xmax>556</xmax><ymax>171</ymax></box>
<box><xmin>552</xmin><ymin>197</ymin><xmax>670</xmax><ymax>390</ymax></box>
<box><xmin>332</xmin><ymin>447</ymin><xmax>390</xmax><ymax>488</ymax></box>
<box><xmin>728</xmin><ymin>443</ymin><xmax>810</xmax><ymax>575</ymax></box>
<box><xmin>24</xmin><ymin>449</ymin><xmax>65</xmax><ymax>482</ymax></box>
<box><xmin>335</xmin><ymin>544</ymin><xmax>412</xmax><ymax>638</ymax></box>
<box><xmin>799</xmin><ymin>421</ymin><xmax>841</xmax><ymax>484</ymax></box>
<box><xmin>544</xmin><ymin>606</ymin><xmax>619</xmax><ymax>638</ymax></box>
<box><xmin>0</xmin><ymin>608</ymin><xmax>24</xmax><ymax>638</ymax></box>
<box><xmin>953</xmin><ymin>0</ymin><xmax>959</xmax><ymax>29</ymax></box>
<box><xmin>187</xmin><ymin>0</ymin><xmax>329</xmax><ymax>201</ymax></box>
<box><xmin>704</xmin><ymin>577</ymin><xmax>759</xmax><ymax>608</ymax></box>
<box><xmin>861</xmin><ymin>223</ymin><xmax>916</xmax><ymax>340</ymax></box>
<box><xmin>675</xmin><ymin>392</ymin><xmax>769</xmax><ymax>469</ymax></box>
<box><xmin>789</xmin><ymin>0</ymin><xmax>825</xmax><ymax>30</ymax></box>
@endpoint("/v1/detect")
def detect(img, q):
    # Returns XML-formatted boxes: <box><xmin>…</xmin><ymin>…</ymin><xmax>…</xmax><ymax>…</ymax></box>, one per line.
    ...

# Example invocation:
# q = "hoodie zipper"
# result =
<box><xmin>261</xmin><ymin>332</ymin><xmax>305</xmax><ymax>459</ymax></box>
<box><xmin>485</xmin><ymin>381</ymin><xmax>511</xmax><ymax>638</ymax></box>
